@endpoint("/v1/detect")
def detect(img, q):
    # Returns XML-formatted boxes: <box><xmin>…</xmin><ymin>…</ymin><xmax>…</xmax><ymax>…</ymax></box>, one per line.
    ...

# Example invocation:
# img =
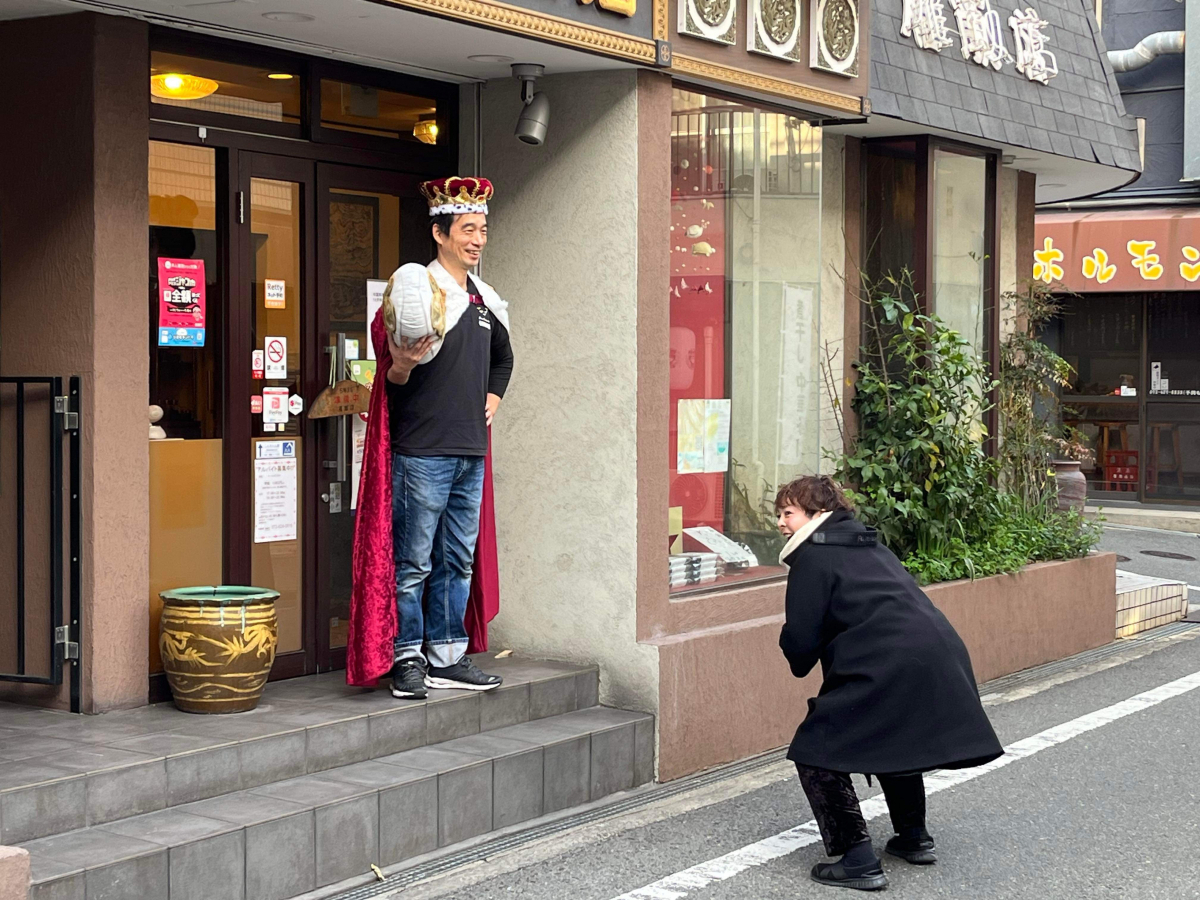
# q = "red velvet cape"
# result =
<box><xmin>346</xmin><ymin>307</ymin><xmax>500</xmax><ymax>687</ymax></box>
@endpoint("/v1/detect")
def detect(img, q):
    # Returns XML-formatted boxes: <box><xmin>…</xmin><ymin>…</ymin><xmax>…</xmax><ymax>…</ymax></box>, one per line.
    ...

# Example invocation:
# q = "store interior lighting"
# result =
<box><xmin>413</xmin><ymin>114</ymin><xmax>439</xmax><ymax>145</ymax></box>
<box><xmin>151</xmin><ymin>73</ymin><xmax>219</xmax><ymax>100</ymax></box>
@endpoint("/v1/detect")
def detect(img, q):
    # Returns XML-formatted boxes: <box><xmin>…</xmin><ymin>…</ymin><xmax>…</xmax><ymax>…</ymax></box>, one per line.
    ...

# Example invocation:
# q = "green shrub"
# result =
<box><xmin>826</xmin><ymin>272</ymin><xmax>1100</xmax><ymax>585</ymax></box>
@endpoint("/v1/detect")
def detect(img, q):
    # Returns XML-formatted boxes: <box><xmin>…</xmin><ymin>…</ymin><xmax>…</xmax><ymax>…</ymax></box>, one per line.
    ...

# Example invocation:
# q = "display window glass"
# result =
<box><xmin>319</xmin><ymin>79</ymin><xmax>440</xmax><ymax>144</ymax></box>
<box><xmin>151</xmin><ymin>51</ymin><xmax>302</xmax><ymax>125</ymax></box>
<box><xmin>668</xmin><ymin>88</ymin><xmax>822</xmax><ymax>593</ymax></box>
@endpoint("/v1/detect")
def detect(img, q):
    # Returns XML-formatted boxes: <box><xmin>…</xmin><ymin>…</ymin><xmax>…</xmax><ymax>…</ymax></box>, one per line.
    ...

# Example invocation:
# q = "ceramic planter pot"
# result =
<box><xmin>158</xmin><ymin>586</ymin><xmax>279</xmax><ymax>714</ymax></box>
<box><xmin>1053</xmin><ymin>460</ymin><xmax>1087</xmax><ymax>512</ymax></box>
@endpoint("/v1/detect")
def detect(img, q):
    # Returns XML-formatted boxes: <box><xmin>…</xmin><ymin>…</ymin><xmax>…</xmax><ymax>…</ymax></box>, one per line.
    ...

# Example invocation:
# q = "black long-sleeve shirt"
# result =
<box><xmin>386</xmin><ymin>277</ymin><xmax>513</xmax><ymax>457</ymax></box>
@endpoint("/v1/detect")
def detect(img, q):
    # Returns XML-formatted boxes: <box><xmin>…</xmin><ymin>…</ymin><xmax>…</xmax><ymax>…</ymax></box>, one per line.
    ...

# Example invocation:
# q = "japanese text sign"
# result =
<box><xmin>157</xmin><ymin>258</ymin><xmax>206</xmax><ymax>347</ymax></box>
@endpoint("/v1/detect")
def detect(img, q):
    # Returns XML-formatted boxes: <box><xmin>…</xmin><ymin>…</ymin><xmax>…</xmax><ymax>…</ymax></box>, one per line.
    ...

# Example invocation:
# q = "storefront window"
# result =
<box><xmin>932</xmin><ymin>149</ymin><xmax>988</xmax><ymax>357</ymax></box>
<box><xmin>148</xmin><ymin>140</ymin><xmax>224</xmax><ymax>676</ymax></box>
<box><xmin>150</xmin><ymin>51</ymin><xmax>302</xmax><ymax>124</ymax></box>
<box><xmin>320</xmin><ymin>79</ymin><xmax>439</xmax><ymax>143</ymax></box>
<box><xmin>669</xmin><ymin>89</ymin><xmax>822</xmax><ymax>592</ymax></box>
<box><xmin>1055</xmin><ymin>293</ymin><xmax>1141</xmax><ymax>493</ymax></box>
<box><xmin>1146</xmin><ymin>295</ymin><xmax>1200</xmax><ymax>500</ymax></box>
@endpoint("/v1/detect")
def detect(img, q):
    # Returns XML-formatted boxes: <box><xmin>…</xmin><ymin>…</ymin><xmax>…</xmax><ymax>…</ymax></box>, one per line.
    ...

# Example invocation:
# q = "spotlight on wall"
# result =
<box><xmin>512</xmin><ymin>64</ymin><xmax>549</xmax><ymax>146</ymax></box>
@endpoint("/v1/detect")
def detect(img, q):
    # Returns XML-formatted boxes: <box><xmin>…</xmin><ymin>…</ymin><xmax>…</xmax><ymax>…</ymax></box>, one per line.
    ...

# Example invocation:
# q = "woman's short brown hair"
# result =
<box><xmin>774</xmin><ymin>475</ymin><xmax>854</xmax><ymax>516</ymax></box>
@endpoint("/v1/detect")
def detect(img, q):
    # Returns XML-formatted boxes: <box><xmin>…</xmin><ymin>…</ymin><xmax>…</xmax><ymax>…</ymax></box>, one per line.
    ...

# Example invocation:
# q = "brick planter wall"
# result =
<box><xmin>654</xmin><ymin>552</ymin><xmax>1118</xmax><ymax>780</ymax></box>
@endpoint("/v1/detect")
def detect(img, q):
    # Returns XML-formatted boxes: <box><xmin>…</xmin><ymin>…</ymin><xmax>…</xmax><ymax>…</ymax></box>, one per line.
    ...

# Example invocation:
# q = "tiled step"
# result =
<box><xmin>0</xmin><ymin>654</ymin><xmax>596</xmax><ymax>845</ymax></box>
<box><xmin>22</xmin><ymin>706</ymin><xmax>654</xmax><ymax>900</ymax></box>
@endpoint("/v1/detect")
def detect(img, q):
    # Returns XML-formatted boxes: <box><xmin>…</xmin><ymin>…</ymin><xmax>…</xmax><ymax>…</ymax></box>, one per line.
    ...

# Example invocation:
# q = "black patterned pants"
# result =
<box><xmin>795</xmin><ymin>764</ymin><xmax>926</xmax><ymax>857</ymax></box>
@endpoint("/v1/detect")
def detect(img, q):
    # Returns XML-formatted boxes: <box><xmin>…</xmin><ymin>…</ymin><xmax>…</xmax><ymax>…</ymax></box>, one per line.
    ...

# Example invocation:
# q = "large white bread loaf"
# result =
<box><xmin>382</xmin><ymin>263</ymin><xmax>447</xmax><ymax>364</ymax></box>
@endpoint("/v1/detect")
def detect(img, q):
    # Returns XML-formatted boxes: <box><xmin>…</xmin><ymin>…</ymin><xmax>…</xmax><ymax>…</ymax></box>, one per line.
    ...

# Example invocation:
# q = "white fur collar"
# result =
<box><xmin>427</xmin><ymin>259</ymin><xmax>511</xmax><ymax>332</ymax></box>
<box><xmin>778</xmin><ymin>511</ymin><xmax>834</xmax><ymax>567</ymax></box>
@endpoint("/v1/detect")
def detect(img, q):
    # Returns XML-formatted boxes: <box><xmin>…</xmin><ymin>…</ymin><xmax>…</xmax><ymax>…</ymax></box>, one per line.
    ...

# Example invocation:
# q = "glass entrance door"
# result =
<box><xmin>232</xmin><ymin>153</ymin><xmax>317</xmax><ymax>678</ymax></box>
<box><xmin>315</xmin><ymin>165</ymin><xmax>427</xmax><ymax>670</ymax></box>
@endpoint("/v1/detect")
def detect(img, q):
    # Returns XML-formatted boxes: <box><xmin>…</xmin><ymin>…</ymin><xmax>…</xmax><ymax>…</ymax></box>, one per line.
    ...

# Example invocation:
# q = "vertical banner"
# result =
<box><xmin>157</xmin><ymin>258</ymin><xmax>206</xmax><ymax>347</ymax></box>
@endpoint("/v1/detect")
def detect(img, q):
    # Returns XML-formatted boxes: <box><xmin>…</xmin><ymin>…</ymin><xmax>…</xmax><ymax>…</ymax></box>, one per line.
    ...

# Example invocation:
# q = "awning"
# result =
<box><xmin>1034</xmin><ymin>207</ymin><xmax>1200</xmax><ymax>293</ymax></box>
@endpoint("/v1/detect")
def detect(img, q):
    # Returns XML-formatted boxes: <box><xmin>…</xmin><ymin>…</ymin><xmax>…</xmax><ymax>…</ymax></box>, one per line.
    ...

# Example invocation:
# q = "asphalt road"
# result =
<box><xmin>1098</xmin><ymin>522</ymin><xmax>1200</xmax><ymax>587</ymax></box>
<box><xmin>381</xmin><ymin>626</ymin><xmax>1200</xmax><ymax>900</ymax></box>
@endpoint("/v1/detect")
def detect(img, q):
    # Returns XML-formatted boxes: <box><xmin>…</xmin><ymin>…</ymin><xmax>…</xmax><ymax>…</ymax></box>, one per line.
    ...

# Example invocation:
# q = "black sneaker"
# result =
<box><xmin>425</xmin><ymin>657</ymin><xmax>503</xmax><ymax>692</ymax></box>
<box><xmin>390</xmin><ymin>659</ymin><xmax>428</xmax><ymax>699</ymax></box>
<box><xmin>810</xmin><ymin>859</ymin><xmax>889</xmax><ymax>891</ymax></box>
<box><xmin>885</xmin><ymin>832</ymin><xmax>937</xmax><ymax>865</ymax></box>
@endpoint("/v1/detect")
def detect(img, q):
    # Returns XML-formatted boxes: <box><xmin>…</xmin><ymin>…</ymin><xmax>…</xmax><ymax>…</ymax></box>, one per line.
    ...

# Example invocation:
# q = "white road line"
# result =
<box><xmin>610</xmin><ymin>668</ymin><xmax>1200</xmax><ymax>900</ymax></box>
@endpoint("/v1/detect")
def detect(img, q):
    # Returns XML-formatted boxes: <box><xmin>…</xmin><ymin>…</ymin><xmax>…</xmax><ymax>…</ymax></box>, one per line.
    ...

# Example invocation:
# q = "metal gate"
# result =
<box><xmin>0</xmin><ymin>376</ymin><xmax>82</xmax><ymax>711</ymax></box>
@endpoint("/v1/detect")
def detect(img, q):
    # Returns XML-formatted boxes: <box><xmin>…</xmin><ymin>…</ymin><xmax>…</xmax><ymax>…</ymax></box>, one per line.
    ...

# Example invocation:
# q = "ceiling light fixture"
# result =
<box><xmin>267</xmin><ymin>72</ymin><xmax>294</xmax><ymax>80</ymax></box>
<box><xmin>413</xmin><ymin>115</ymin><xmax>439</xmax><ymax>145</ymax></box>
<box><xmin>1041</xmin><ymin>182</ymin><xmax>1067</xmax><ymax>188</ymax></box>
<box><xmin>262</xmin><ymin>11</ymin><xmax>315</xmax><ymax>21</ymax></box>
<box><xmin>468</xmin><ymin>54</ymin><xmax>515</xmax><ymax>63</ymax></box>
<box><xmin>151</xmin><ymin>73</ymin><xmax>219</xmax><ymax>100</ymax></box>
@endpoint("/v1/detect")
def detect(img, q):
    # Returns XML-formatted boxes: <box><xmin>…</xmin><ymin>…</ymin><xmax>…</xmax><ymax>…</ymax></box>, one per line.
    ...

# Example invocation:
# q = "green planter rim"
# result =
<box><xmin>159</xmin><ymin>585</ymin><xmax>280</xmax><ymax>605</ymax></box>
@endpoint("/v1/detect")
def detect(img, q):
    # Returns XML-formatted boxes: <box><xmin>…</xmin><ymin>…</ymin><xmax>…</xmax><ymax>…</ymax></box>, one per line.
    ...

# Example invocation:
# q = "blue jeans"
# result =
<box><xmin>391</xmin><ymin>454</ymin><xmax>485</xmax><ymax>668</ymax></box>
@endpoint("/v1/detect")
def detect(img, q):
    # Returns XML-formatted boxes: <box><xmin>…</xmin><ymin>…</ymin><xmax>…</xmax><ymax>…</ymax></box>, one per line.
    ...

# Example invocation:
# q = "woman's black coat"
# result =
<box><xmin>780</xmin><ymin>510</ymin><xmax>1003</xmax><ymax>775</ymax></box>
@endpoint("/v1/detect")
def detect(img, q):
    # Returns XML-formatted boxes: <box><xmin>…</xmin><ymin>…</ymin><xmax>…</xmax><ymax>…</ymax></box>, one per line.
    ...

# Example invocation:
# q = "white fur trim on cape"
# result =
<box><xmin>778</xmin><ymin>511</ymin><xmax>834</xmax><ymax>568</ymax></box>
<box><xmin>428</xmin><ymin>202</ymin><xmax>489</xmax><ymax>216</ymax></box>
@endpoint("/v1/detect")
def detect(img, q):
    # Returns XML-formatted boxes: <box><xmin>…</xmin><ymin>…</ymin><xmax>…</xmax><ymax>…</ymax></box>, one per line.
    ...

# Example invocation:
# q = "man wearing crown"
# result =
<box><xmin>348</xmin><ymin>177</ymin><xmax>512</xmax><ymax>700</ymax></box>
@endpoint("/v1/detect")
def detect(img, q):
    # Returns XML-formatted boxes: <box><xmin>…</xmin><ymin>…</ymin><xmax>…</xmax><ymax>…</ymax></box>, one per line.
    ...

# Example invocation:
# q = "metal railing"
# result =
<box><xmin>0</xmin><ymin>375</ymin><xmax>81</xmax><ymax>710</ymax></box>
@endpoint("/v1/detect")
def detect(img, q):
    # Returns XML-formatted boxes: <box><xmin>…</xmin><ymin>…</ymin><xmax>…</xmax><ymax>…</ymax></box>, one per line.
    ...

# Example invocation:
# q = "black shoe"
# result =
<box><xmin>810</xmin><ymin>859</ymin><xmax>889</xmax><ymax>892</ymax></box>
<box><xmin>390</xmin><ymin>659</ymin><xmax>428</xmax><ymax>699</ymax></box>
<box><xmin>425</xmin><ymin>657</ymin><xmax>503</xmax><ymax>691</ymax></box>
<box><xmin>885</xmin><ymin>833</ymin><xmax>937</xmax><ymax>865</ymax></box>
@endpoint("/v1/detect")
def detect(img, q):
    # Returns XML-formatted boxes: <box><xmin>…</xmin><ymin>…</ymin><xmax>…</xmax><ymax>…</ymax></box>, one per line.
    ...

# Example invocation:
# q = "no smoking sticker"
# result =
<box><xmin>264</xmin><ymin>336</ymin><xmax>287</xmax><ymax>379</ymax></box>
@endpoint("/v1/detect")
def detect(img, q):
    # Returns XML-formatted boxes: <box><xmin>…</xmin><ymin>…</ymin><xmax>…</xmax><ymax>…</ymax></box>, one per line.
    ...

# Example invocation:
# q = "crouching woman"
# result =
<box><xmin>776</xmin><ymin>475</ymin><xmax>1003</xmax><ymax>892</ymax></box>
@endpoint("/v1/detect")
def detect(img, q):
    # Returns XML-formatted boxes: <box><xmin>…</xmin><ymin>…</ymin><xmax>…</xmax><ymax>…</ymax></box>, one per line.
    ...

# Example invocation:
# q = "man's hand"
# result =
<box><xmin>386</xmin><ymin>334</ymin><xmax>435</xmax><ymax>385</ymax></box>
<box><xmin>486</xmin><ymin>393</ymin><xmax>502</xmax><ymax>427</ymax></box>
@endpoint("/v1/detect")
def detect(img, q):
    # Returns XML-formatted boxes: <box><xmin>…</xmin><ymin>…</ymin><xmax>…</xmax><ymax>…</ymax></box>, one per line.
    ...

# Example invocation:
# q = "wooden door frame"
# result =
<box><xmin>313</xmin><ymin>164</ymin><xmax>430</xmax><ymax>673</ymax></box>
<box><xmin>233</xmin><ymin>151</ymin><xmax>320</xmax><ymax>680</ymax></box>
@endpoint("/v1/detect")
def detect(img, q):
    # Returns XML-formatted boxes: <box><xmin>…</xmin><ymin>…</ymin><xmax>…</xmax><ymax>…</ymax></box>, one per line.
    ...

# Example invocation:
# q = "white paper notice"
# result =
<box><xmin>677</xmin><ymin>399</ymin><xmax>731</xmax><ymax>474</ymax></box>
<box><xmin>351</xmin><ymin>415</ymin><xmax>367</xmax><ymax>510</ymax></box>
<box><xmin>704</xmin><ymin>399</ymin><xmax>731</xmax><ymax>473</ymax></box>
<box><xmin>366</xmin><ymin>280</ymin><xmax>387</xmax><ymax>360</ymax></box>
<box><xmin>254</xmin><ymin>456</ymin><xmax>297</xmax><ymax>543</ymax></box>
<box><xmin>262</xmin><ymin>387</ymin><xmax>289</xmax><ymax>424</ymax></box>
<box><xmin>683</xmin><ymin>526</ymin><xmax>758</xmax><ymax>567</ymax></box>
<box><xmin>676</xmin><ymin>399</ymin><xmax>705</xmax><ymax>474</ymax></box>
<box><xmin>345</xmin><ymin>339</ymin><xmax>360</xmax><ymax>361</ymax></box>
<box><xmin>264</xmin><ymin>336</ymin><xmax>287</xmax><ymax>379</ymax></box>
<box><xmin>264</xmin><ymin>279</ymin><xmax>286</xmax><ymax>309</ymax></box>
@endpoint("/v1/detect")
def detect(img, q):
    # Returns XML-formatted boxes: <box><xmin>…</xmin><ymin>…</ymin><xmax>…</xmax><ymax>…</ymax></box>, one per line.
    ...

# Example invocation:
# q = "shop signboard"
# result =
<box><xmin>668</xmin><ymin>0</ymin><xmax>867</xmax><ymax>113</ymax></box>
<box><xmin>157</xmin><ymin>257</ymin><xmax>206</xmax><ymax>347</ymax></box>
<box><xmin>1036</xmin><ymin>209</ymin><xmax>1200</xmax><ymax>292</ymax></box>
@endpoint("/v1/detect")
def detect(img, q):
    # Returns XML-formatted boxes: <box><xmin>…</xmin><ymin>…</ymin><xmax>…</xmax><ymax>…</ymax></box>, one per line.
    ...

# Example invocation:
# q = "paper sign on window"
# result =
<box><xmin>157</xmin><ymin>257</ymin><xmax>206</xmax><ymax>347</ymax></box>
<box><xmin>264</xmin><ymin>279</ymin><xmax>287</xmax><ymax>309</ymax></box>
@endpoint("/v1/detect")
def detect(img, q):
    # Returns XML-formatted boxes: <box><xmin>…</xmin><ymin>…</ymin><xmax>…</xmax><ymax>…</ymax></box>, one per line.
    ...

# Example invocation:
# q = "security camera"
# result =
<box><xmin>512</xmin><ymin>64</ymin><xmax>549</xmax><ymax>146</ymax></box>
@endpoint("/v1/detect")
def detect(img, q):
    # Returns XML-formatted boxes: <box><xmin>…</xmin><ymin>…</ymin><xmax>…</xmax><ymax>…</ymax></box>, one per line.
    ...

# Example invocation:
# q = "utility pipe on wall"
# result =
<box><xmin>1107</xmin><ymin>31</ymin><xmax>1184</xmax><ymax>73</ymax></box>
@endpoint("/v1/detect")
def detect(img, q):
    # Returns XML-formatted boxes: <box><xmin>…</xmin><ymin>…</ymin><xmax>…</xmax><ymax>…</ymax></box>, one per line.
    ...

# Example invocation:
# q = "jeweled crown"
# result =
<box><xmin>419</xmin><ymin>177</ymin><xmax>494</xmax><ymax>217</ymax></box>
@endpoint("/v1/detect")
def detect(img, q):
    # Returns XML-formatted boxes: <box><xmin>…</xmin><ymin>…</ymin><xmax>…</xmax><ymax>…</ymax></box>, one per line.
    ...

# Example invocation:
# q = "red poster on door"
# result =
<box><xmin>157</xmin><ymin>258</ymin><xmax>206</xmax><ymax>347</ymax></box>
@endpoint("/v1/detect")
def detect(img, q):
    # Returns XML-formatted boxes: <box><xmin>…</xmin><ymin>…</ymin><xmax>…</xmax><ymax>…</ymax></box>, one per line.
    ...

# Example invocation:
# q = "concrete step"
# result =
<box><xmin>0</xmin><ymin>654</ymin><xmax>595</xmax><ymax>845</ymax></box>
<box><xmin>21</xmin><ymin>706</ymin><xmax>654</xmax><ymax>900</ymax></box>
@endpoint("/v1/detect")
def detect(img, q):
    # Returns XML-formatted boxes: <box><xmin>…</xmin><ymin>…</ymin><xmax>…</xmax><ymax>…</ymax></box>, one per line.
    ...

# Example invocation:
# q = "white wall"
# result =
<box><xmin>476</xmin><ymin>70</ymin><xmax>659</xmax><ymax>713</ymax></box>
<box><xmin>999</xmin><ymin>167</ymin><xmax>1020</xmax><ymax>340</ymax></box>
